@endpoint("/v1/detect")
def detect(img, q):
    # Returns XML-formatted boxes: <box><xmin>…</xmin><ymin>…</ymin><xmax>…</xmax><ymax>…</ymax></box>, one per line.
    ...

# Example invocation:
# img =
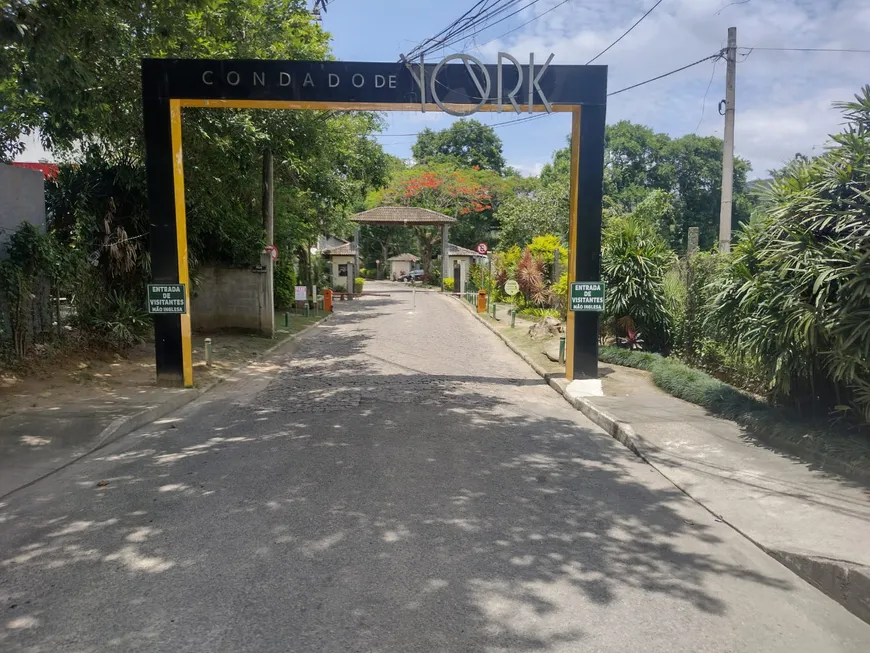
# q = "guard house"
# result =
<box><xmin>388</xmin><ymin>253</ymin><xmax>418</xmax><ymax>280</ymax></box>
<box><xmin>321</xmin><ymin>240</ymin><xmax>357</xmax><ymax>289</ymax></box>
<box><xmin>437</xmin><ymin>243</ymin><xmax>483</xmax><ymax>293</ymax></box>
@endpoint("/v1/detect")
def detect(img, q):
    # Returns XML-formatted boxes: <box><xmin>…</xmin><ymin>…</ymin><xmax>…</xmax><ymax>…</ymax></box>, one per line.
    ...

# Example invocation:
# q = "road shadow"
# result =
<box><xmin>0</xmin><ymin>318</ymin><xmax>802</xmax><ymax>651</ymax></box>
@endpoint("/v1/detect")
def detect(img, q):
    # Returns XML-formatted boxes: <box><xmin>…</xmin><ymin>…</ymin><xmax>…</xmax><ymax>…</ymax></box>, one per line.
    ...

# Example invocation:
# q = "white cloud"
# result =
<box><xmin>511</xmin><ymin>161</ymin><xmax>546</xmax><ymax>177</ymax></box>
<box><xmin>469</xmin><ymin>0</ymin><xmax>870</xmax><ymax>177</ymax></box>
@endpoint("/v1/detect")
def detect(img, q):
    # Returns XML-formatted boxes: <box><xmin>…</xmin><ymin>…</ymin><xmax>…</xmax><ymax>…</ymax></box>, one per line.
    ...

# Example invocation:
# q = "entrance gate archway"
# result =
<box><xmin>142</xmin><ymin>57</ymin><xmax>606</xmax><ymax>387</ymax></box>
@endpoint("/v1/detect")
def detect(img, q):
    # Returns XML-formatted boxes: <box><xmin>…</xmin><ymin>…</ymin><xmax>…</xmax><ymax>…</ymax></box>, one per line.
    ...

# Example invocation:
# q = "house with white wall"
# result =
<box><xmin>321</xmin><ymin>240</ymin><xmax>357</xmax><ymax>289</ymax></box>
<box><xmin>438</xmin><ymin>243</ymin><xmax>483</xmax><ymax>293</ymax></box>
<box><xmin>387</xmin><ymin>253</ymin><xmax>418</xmax><ymax>280</ymax></box>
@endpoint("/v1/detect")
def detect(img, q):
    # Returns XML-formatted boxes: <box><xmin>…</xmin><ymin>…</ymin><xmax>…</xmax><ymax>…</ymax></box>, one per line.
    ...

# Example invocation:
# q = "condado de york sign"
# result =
<box><xmin>151</xmin><ymin>54</ymin><xmax>607</xmax><ymax>116</ymax></box>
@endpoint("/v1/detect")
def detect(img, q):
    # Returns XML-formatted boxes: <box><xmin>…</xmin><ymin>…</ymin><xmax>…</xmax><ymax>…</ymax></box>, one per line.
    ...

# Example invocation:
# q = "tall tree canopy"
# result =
<box><xmin>537</xmin><ymin>121</ymin><xmax>753</xmax><ymax>252</ymax></box>
<box><xmin>411</xmin><ymin>119</ymin><xmax>506</xmax><ymax>173</ymax></box>
<box><xmin>3</xmin><ymin>0</ymin><xmax>389</xmax><ymax>268</ymax></box>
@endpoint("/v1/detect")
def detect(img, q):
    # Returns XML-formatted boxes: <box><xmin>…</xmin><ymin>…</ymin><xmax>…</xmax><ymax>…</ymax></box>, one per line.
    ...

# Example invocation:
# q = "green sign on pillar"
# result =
<box><xmin>570</xmin><ymin>281</ymin><xmax>605</xmax><ymax>312</ymax></box>
<box><xmin>147</xmin><ymin>283</ymin><xmax>187</xmax><ymax>314</ymax></box>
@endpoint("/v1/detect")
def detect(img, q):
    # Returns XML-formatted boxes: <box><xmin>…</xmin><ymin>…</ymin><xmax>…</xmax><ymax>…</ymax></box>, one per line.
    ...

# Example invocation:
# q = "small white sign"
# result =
<box><xmin>504</xmin><ymin>279</ymin><xmax>520</xmax><ymax>296</ymax></box>
<box><xmin>295</xmin><ymin>286</ymin><xmax>307</xmax><ymax>301</ymax></box>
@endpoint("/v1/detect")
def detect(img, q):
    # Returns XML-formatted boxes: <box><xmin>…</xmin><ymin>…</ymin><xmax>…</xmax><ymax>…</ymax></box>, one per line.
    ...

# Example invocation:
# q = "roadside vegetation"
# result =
<box><xmin>1</xmin><ymin>1</ymin><xmax>386</xmax><ymax>368</ymax></box>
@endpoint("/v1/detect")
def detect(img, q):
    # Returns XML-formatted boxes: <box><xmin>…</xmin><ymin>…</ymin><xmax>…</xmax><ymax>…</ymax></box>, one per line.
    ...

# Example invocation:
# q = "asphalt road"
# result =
<box><xmin>2</xmin><ymin>282</ymin><xmax>869</xmax><ymax>652</ymax></box>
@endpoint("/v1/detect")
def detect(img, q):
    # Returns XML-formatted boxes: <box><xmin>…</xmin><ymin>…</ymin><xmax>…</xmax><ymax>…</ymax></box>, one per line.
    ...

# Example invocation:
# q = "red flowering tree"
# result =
<box><xmin>376</xmin><ymin>163</ymin><xmax>498</xmax><ymax>277</ymax></box>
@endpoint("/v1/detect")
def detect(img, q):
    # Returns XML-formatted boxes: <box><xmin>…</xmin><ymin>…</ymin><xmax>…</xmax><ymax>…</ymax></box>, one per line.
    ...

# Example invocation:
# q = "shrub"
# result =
<box><xmin>443</xmin><ymin>278</ymin><xmax>454</xmax><ymax>291</ymax></box>
<box><xmin>602</xmin><ymin>212</ymin><xmax>676</xmax><ymax>351</ymax></box>
<box><xmin>273</xmin><ymin>258</ymin><xmax>296</xmax><ymax>310</ymax></box>
<box><xmin>707</xmin><ymin>87</ymin><xmax>870</xmax><ymax>423</ymax></box>
<box><xmin>520</xmin><ymin>307</ymin><xmax>560</xmax><ymax>319</ymax></box>
<box><xmin>332</xmin><ymin>283</ymin><xmax>347</xmax><ymax>293</ymax></box>
<box><xmin>354</xmin><ymin>277</ymin><xmax>365</xmax><ymax>293</ymax></box>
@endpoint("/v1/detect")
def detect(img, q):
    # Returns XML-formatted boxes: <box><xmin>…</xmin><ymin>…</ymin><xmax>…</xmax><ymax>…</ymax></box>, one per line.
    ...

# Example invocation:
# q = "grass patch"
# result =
<box><xmin>599</xmin><ymin>346</ymin><xmax>870</xmax><ymax>478</ymax></box>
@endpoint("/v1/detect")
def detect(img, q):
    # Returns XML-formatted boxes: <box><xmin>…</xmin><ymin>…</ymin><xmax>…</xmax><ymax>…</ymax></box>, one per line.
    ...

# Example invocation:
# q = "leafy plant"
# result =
<box><xmin>353</xmin><ymin>277</ymin><xmax>365</xmax><ymax>293</ymax></box>
<box><xmin>708</xmin><ymin>86</ymin><xmax>870</xmax><ymax>423</ymax></box>
<box><xmin>443</xmin><ymin>278</ymin><xmax>454</xmax><ymax>291</ymax></box>
<box><xmin>602</xmin><ymin>212</ymin><xmax>676</xmax><ymax>351</ymax></box>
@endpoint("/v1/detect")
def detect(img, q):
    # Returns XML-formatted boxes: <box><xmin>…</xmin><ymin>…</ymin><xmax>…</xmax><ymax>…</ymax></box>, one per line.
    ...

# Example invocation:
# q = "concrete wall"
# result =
<box><xmin>191</xmin><ymin>265</ymin><xmax>272</xmax><ymax>334</ymax></box>
<box><xmin>0</xmin><ymin>165</ymin><xmax>45</xmax><ymax>249</ymax></box>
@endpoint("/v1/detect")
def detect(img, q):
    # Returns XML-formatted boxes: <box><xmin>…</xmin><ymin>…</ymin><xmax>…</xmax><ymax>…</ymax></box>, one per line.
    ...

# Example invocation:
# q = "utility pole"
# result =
<box><xmin>718</xmin><ymin>26</ymin><xmax>737</xmax><ymax>254</ymax></box>
<box><xmin>262</xmin><ymin>148</ymin><xmax>273</xmax><ymax>244</ymax></box>
<box><xmin>261</xmin><ymin>148</ymin><xmax>275</xmax><ymax>336</ymax></box>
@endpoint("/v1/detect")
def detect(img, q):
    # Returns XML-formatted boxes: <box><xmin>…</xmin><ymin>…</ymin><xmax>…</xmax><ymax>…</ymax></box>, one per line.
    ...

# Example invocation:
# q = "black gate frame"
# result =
<box><xmin>142</xmin><ymin>58</ymin><xmax>606</xmax><ymax>386</ymax></box>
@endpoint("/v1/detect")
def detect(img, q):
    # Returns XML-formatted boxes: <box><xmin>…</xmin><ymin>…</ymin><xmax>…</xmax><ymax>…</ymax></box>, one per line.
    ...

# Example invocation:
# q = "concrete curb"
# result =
<box><xmin>451</xmin><ymin>294</ymin><xmax>870</xmax><ymax>625</ymax></box>
<box><xmin>1</xmin><ymin>315</ymin><xmax>331</xmax><ymax>501</ymax></box>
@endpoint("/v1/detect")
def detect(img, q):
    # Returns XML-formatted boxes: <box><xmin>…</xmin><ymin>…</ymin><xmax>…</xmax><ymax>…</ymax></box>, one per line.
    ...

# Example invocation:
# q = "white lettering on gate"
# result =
<box><xmin>279</xmin><ymin>72</ymin><xmax>291</xmax><ymax>86</ymax></box>
<box><xmin>226</xmin><ymin>71</ymin><xmax>240</xmax><ymax>86</ymax></box>
<box><xmin>497</xmin><ymin>52</ymin><xmax>523</xmax><ymax>114</ymax></box>
<box><xmin>375</xmin><ymin>74</ymin><xmax>386</xmax><ymax>88</ymax></box>
<box><xmin>303</xmin><ymin>73</ymin><xmax>314</xmax><ymax>87</ymax></box>
<box><xmin>352</xmin><ymin>74</ymin><xmax>365</xmax><ymax>88</ymax></box>
<box><xmin>253</xmin><ymin>71</ymin><xmax>265</xmax><ymax>86</ymax></box>
<box><xmin>328</xmin><ymin>73</ymin><xmax>340</xmax><ymax>88</ymax></box>
<box><xmin>202</xmin><ymin>70</ymin><xmax>214</xmax><ymax>85</ymax></box>
<box><xmin>404</xmin><ymin>51</ymin><xmax>554</xmax><ymax>117</ymax></box>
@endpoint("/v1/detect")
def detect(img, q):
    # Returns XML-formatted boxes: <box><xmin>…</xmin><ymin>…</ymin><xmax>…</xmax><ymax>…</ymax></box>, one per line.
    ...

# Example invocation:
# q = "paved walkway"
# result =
<box><xmin>0</xmin><ymin>387</ymin><xmax>190</xmax><ymax>498</ymax></box>
<box><xmin>1</xmin><ymin>281</ymin><xmax>868</xmax><ymax>651</ymax></box>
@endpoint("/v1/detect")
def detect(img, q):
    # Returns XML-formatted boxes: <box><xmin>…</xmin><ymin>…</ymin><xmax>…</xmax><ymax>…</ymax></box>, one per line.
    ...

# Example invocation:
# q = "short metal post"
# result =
<box><xmin>492</xmin><ymin>303</ymin><xmax>497</xmax><ymax>320</ymax></box>
<box><xmin>284</xmin><ymin>312</ymin><xmax>289</xmax><ymax>328</ymax></box>
<box><xmin>413</xmin><ymin>288</ymin><xmax>416</xmax><ymax>311</ymax></box>
<box><xmin>305</xmin><ymin>303</ymin><xmax>310</xmax><ymax>317</ymax></box>
<box><xmin>510</xmin><ymin>308</ymin><xmax>516</xmax><ymax>329</ymax></box>
<box><xmin>559</xmin><ymin>336</ymin><xmax>566</xmax><ymax>364</ymax></box>
<box><xmin>205</xmin><ymin>338</ymin><xmax>213</xmax><ymax>367</ymax></box>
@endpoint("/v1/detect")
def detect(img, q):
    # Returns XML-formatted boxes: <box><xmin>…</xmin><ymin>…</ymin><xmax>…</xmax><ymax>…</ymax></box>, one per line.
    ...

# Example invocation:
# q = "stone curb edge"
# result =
<box><xmin>449</xmin><ymin>294</ymin><xmax>870</xmax><ymax>625</ymax></box>
<box><xmin>0</xmin><ymin>315</ymin><xmax>331</xmax><ymax>501</ymax></box>
<box><xmin>448</xmin><ymin>296</ymin><xmax>648</xmax><ymax>460</ymax></box>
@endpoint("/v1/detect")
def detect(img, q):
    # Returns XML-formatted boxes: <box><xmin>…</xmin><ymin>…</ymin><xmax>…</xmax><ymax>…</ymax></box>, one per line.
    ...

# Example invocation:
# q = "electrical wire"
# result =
<box><xmin>586</xmin><ymin>0</ymin><xmax>665</xmax><ymax>65</ymax></box>
<box><xmin>607</xmin><ymin>51</ymin><xmax>723</xmax><ymax>96</ymax></box>
<box><xmin>401</xmin><ymin>0</ymin><xmax>492</xmax><ymax>62</ymax></box>
<box><xmin>433</xmin><ymin>0</ymin><xmax>545</xmax><ymax>55</ymax></box>
<box><xmin>479</xmin><ymin>0</ymin><xmax>572</xmax><ymax>48</ymax></box>
<box><xmin>403</xmin><ymin>1</ymin><xmax>514</xmax><ymax>61</ymax></box>
<box><xmin>374</xmin><ymin>112</ymin><xmax>552</xmax><ymax>138</ymax></box>
<box><xmin>405</xmin><ymin>0</ymin><xmax>544</xmax><ymax>61</ymax></box>
<box><xmin>695</xmin><ymin>56</ymin><xmax>720</xmax><ymax>133</ymax></box>
<box><xmin>744</xmin><ymin>46</ymin><xmax>870</xmax><ymax>54</ymax></box>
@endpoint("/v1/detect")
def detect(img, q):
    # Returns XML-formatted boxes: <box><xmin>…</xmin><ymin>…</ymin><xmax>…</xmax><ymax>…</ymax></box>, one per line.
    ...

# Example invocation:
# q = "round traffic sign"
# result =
<box><xmin>264</xmin><ymin>245</ymin><xmax>278</xmax><ymax>261</ymax></box>
<box><xmin>504</xmin><ymin>279</ymin><xmax>520</xmax><ymax>296</ymax></box>
<box><xmin>476</xmin><ymin>242</ymin><xmax>488</xmax><ymax>255</ymax></box>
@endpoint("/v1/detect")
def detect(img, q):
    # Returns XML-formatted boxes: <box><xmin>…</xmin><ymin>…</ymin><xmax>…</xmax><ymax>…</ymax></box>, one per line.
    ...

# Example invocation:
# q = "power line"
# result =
<box><xmin>404</xmin><ymin>1</ymin><xmax>521</xmax><ymax>61</ymax></box>
<box><xmin>695</xmin><ymin>56</ymin><xmax>720</xmax><ymax>133</ymax></box>
<box><xmin>608</xmin><ymin>51</ymin><xmax>723</xmax><ymax>97</ymax></box>
<box><xmin>744</xmin><ymin>46</ymin><xmax>870</xmax><ymax>54</ymax></box>
<box><xmin>480</xmin><ymin>0</ymin><xmax>572</xmax><ymax>47</ymax></box>
<box><xmin>374</xmin><ymin>112</ymin><xmax>551</xmax><ymax>138</ymax></box>
<box><xmin>586</xmin><ymin>0</ymin><xmax>665</xmax><ymax>65</ymax></box>
<box><xmin>401</xmin><ymin>0</ymin><xmax>491</xmax><ymax>61</ymax></box>
<box><xmin>407</xmin><ymin>0</ymin><xmax>547</xmax><ymax>60</ymax></box>
<box><xmin>435</xmin><ymin>0</ymin><xmax>544</xmax><ymax>54</ymax></box>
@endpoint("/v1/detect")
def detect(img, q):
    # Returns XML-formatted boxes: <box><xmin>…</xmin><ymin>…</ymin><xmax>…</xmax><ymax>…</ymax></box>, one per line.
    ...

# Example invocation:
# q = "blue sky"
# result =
<box><xmin>18</xmin><ymin>0</ymin><xmax>870</xmax><ymax>179</ymax></box>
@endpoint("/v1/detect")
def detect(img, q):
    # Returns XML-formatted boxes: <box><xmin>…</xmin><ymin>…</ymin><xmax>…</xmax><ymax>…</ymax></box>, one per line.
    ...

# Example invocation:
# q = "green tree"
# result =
<box><xmin>539</xmin><ymin>121</ymin><xmax>753</xmax><ymax>252</ymax></box>
<box><xmin>708</xmin><ymin>87</ymin><xmax>870</xmax><ymax>423</ymax></box>
<box><xmin>496</xmin><ymin>183</ymin><xmax>569</xmax><ymax>248</ymax></box>
<box><xmin>411</xmin><ymin>119</ymin><xmax>506</xmax><ymax>173</ymax></box>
